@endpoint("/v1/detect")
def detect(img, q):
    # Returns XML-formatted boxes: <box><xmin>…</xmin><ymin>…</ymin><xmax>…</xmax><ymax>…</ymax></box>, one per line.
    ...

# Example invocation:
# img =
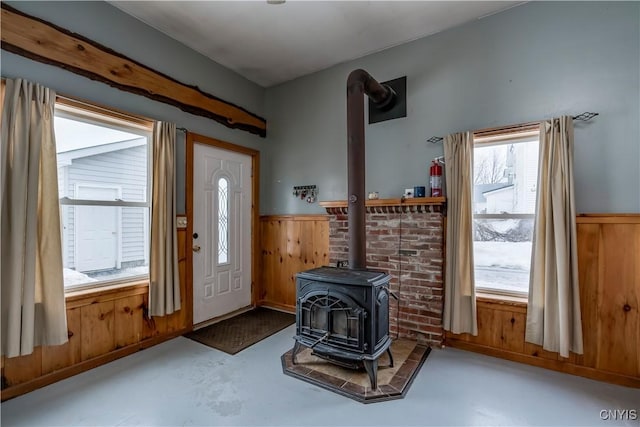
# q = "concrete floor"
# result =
<box><xmin>1</xmin><ymin>325</ymin><xmax>638</xmax><ymax>426</ymax></box>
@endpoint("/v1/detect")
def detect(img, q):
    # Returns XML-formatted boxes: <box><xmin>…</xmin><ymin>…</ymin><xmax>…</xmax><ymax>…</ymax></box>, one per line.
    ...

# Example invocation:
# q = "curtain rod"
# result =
<box><xmin>177</xmin><ymin>127</ymin><xmax>187</xmax><ymax>132</ymax></box>
<box><xmin>426</xmin><ymin>112</ymin><xmax>599</xmax><ymax>144</ymax></box>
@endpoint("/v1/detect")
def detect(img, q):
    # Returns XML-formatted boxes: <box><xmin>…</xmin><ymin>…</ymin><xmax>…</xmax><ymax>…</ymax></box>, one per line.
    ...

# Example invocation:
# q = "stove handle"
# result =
<box><xmin>376</xmin><ymin>288</ymin><xmax>398</xmax><ymax>307</ymax></box>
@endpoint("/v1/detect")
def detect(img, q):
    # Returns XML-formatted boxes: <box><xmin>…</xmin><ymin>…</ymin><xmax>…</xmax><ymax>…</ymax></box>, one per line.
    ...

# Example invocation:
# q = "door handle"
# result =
<box><xmin>192</xmin><ymin>245</ymin><xmax>201</xmax><ymax>253</ymax></box>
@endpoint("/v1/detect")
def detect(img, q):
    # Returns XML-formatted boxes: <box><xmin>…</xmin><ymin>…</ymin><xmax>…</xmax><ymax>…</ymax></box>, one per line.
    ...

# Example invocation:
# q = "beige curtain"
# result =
<box><xmin>149</xmin><ymin>122</ymin><xmax>181</xmax><ymax>316</ymax></box>
<box><xmin>1</xmin><ymin>78</ymin><xmax>68</xmax><ymax>357</ymax></box>
<box><xmin>526</xmin><ymin>116</ymin><xmax>583</xmax><ymax>357</ymax></box>
<box><xmin>443</xmin><ymin>131</ymin><xmax>478</xmax><ymax>335</ymax></box>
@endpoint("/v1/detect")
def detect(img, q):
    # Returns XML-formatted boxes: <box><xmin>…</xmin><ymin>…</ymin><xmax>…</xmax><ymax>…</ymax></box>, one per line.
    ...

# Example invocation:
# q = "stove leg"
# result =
<box><xmin>363</xmin><ymin>359</ymin><xmax>379</xmax><ymax>390</ymax></box>
<box><xmin>386</xmin><ymin>347</ymin><xmax>394</xmax><ymax>367</ymax></box>
<box><xmin>292</xmin><ymin>341</ymin><xmax>302</xmax><ymax>365</ymax></box>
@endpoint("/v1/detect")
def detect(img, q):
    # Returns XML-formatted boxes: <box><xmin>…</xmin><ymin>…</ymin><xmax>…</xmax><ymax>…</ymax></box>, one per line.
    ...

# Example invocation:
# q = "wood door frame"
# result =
<box><xmin>185</xmin><ymin>132</ymin><xmax>260</xmax><ymax>327</ymax></box>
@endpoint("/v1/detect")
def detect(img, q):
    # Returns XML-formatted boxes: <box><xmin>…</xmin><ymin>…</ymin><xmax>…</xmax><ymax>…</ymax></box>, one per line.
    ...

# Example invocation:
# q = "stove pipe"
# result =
<box><xmin>346</xmin><ymin>69</ymin><xmax>396</xmax><ymax>270</ymax></box>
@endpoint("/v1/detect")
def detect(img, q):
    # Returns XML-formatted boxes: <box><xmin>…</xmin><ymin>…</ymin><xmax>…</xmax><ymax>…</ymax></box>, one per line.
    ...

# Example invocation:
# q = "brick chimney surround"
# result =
<box><xmin>320</xmin><ymin>197</ymin><xmax>446</xmax><ymax>348</ymax></box>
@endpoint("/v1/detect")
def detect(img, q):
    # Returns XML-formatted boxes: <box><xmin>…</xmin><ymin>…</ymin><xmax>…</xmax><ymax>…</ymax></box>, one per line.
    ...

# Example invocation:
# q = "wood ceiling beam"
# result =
<box><xmin>0</xmin><ymin>4</ymin><xmax>267</xmax><ymax>137</ymax></box>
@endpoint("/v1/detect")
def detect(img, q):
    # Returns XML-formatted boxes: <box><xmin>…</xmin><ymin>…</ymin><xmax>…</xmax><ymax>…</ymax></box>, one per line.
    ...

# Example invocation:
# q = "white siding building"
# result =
<box><xmin>475</xmin><ymin>140</ymin><xmax>539</xmax><ymax>214</ymax></box>
<box><xmin>57</xmin><ymin>138</ymin><xmax>148</xmax><ymax>273</ymax></box>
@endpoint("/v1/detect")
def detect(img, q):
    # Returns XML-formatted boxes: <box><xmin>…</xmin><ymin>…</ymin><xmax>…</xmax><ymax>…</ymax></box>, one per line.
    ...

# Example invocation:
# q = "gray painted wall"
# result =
<box><xmin>2</xmin><ymin>2</ymin><xmax>638</xmax><ymax>216</ymax></box>
<box><xmin>1</xmin><ymin>1</ymin><xmax>269</xmax><ymax>215</ymax></box>
<box><xmin>263</xmin><ymin>1</ymin><xmax>640</xmax><ymax>214</ymax></box>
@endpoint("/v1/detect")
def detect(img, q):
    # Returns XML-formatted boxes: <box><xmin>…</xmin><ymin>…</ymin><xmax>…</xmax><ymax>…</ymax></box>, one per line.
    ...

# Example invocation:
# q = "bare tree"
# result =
<box><xmin>474</xmin><ymin>150</ymin><xmax>506</xmax><ymax>184</ymax></box>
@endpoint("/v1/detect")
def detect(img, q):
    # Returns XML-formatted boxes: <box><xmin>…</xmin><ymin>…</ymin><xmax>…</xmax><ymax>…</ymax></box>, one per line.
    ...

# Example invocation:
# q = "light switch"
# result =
<box><xmin>176</xmin><ymin>216</ymin><xmax>187</xmax><ymax>229</ymax></box>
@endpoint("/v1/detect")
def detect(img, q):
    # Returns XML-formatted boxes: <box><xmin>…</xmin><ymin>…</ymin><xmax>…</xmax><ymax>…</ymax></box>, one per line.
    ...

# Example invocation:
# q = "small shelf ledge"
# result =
<box><xmin>319</xmin><ymin>197</ymin><xmax>446</xmax><ymax>214</ymax></box>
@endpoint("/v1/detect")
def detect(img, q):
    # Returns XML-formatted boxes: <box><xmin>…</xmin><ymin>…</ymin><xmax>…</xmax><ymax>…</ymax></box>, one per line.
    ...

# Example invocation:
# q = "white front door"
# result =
<box><xmin>76</xmin><ymin>185</ymin><xmax>119</xmax><ymax>272</ymax></box>
<box><xmin>193</xmin><ymin>144</ymin><xmax>252</xmax><ymax>324</ymax></box>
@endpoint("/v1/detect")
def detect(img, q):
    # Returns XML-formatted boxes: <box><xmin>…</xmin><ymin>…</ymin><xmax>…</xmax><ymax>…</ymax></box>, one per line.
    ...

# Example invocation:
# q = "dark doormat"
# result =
<box><xmin>281</xmin><ymin>339</ymin><xmax>431</xmax><ymax>403</ymax></box>
<box><xmin>185</xmin><ymin>307</ymin><xmax>295</xmax><ymax>355</ymax></box>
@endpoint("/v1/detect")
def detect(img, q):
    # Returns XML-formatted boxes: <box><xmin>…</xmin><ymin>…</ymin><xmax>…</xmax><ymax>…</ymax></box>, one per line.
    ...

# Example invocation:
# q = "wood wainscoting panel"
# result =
<box><xmin>1</xmin><ymin>226</ymin><xmax>192</xmax><ymax>401</ymax></box>
<box><xmin>260</xmin><ymin>217</ymin><xmax>286</xmax><ymax>307</ymax></box>
<box><xmin>446</xmin><ymin>215</ymin><xmax>640</xmax><ymax>388</ymax></box>
<box><xmin>150</xmin><ymin>315</ymin><xmax>168</xmax><ymax>337</ymax></box>
<box><xmin>259</xmin><ymin>215</ymin><xmax>329</xmax><ymax>312</ymax></box>
<box><xmin>474</xmin><ymin>305</ymin><xmax>503</xmax><ymax>348</ymax></box>
<box><xmin>2</xmin><ymin>348</ymin><xmax>42</xmax><ymax>388</ymax></box>
<box><xmin>42</xmin><ymin>307</ymin><xmax>82</xmax><ymax>375</ymax></box>
<box><xmin>175</xmin><ymin>226</ymin><xmax>190</xmax><ymax>331</ymax></box>
<box><xmin>577</xmin><ymin>223</ymin><xmax>601</xmax><ymax>369</ymax></box>
<box><xmin>523</xmin><ymin>342</ymin><xmax>559</xmax><ymax>362</ymax></box>
<box><xmin>162</xmin><ymin>302</ymin><xmax>183</xmax><ymax>335</ymax></box>
<box><xmin>595</xmin><ymin>223</ymin><xmax>639</xmax><ymax>376</ymax></box>
<box><xmin>458</xmin><ymin>302</ymin><xmax>526</xmax><ymax>353</ymax></box>
<box><xmin>81</xmin><ymin>301</ymin><xmax>116</xmax><ymax>360</ymax></box>
<box><xmin>501</xmin><ymin>311</ymin><xmax>526</xmax><ymax>354</ymax></box>
<box><xmin>114</xmin><ymin>295</ymin><xmax>145</xmax><ymax>349</ymax></box>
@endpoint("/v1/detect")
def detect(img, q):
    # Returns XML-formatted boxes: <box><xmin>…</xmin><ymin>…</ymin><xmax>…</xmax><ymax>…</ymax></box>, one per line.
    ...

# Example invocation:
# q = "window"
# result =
<box><xmin>55</xmin><ymin>100</ymin><xmax>153</xmax><ymax>290</ymax></box>
<box><xmin>473</xmin><ymin>129</ymin><xmax>540</xmax><ymax>297</ymax></box>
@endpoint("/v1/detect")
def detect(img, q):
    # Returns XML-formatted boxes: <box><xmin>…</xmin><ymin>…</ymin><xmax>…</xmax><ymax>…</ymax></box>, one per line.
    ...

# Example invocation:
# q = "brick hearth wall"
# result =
<box><xmin>327</xmin><ymin>208</ymin><xmax>444</xmax><ymax>347</ymax></box>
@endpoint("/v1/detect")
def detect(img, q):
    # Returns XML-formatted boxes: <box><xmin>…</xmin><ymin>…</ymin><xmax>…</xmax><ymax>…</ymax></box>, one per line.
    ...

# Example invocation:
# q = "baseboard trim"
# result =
<box><xmin>1</xmin><ymin>327</ymin><xmax>190</xmax><ymax>402</ymax></box>
<box><xmin>446</xmin><ymin>338</ymin><xmax>640</xmax><ymax>389</ymax></box>
<box><xmin>257</xmin><ymin>300</ymin><xmax>295</xmax><ymax>314</ymax></box>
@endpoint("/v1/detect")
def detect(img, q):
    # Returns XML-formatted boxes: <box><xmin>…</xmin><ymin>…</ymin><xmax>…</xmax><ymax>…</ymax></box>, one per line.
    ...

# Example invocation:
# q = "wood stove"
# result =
<box><xmin>292</xmin><ymin>266</ymin><xmax>393</xmax><ymax>389</ymax></box>
<box><xmin>292</xmin><ymin>69</ymin><xmax>398</xmax><ymax>390</ymax></box>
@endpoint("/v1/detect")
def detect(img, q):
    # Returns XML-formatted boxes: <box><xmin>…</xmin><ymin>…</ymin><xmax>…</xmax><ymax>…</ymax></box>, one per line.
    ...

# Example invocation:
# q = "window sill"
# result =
<box><xmin>65</xmin><ymin>280</ymin><xmax>149</xmax><ymax>309</ymax></box>
<box><xmin>476</xmin><ymin>292</ymin><xmax>528</xmax><ymax>311</ymax></box>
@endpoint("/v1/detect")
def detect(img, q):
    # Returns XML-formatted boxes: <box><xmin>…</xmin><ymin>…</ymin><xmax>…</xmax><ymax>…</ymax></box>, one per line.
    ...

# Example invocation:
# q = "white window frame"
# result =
<box><xmin>55</xmin><ymin>100</ymin><xmax>153</xmax><ymax>292</ymax></box>
<box><xmin>472</xmin><ymin>129</ymin><xmax>540</xmax><ymax>298</ymax></box>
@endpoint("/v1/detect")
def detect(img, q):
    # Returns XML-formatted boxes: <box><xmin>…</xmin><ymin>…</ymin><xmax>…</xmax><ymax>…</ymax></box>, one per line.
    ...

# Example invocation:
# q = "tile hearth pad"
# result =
<box><xmin>281</xmin><ymin>339</ymin><xmax>431</xmax><ymax>403</ymax></box>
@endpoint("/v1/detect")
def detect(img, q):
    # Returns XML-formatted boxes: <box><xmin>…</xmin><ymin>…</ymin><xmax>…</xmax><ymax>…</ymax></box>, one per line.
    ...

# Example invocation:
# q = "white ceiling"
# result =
<box><xmin>111</xmin><ymin>1</ymin><xmax>523</xmax><ymax>88</ymax></box>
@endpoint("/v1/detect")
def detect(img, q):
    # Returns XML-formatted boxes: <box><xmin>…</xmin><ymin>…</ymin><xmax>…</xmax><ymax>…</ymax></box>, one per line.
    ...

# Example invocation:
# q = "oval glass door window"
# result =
<box><xmin>218</xmin><ymin>177</ymin><xmax>229</xmax><ymax>264</ymax></box>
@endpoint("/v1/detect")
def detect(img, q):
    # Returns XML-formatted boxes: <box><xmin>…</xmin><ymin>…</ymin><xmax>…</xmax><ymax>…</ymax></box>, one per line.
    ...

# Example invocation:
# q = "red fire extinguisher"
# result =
<box><xmin>430</xmin><ymin>159</ymin><xmax>443</xmax><ymax>197</ymax></box>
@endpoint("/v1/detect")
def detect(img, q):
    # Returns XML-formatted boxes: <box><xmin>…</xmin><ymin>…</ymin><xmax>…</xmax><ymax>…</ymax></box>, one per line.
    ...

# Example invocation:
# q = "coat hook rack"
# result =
<box><xmin>293</xmin><ymin>185</ymin><xmax>318</xmax><ymax>203</ymax></box>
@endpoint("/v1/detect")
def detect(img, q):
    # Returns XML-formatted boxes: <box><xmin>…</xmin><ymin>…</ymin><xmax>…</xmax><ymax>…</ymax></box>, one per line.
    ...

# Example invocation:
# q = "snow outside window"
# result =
<box><xmin>472</xmin><ymin>133</ymin><xmax>539</xmax><ymax>296</ymax></box>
